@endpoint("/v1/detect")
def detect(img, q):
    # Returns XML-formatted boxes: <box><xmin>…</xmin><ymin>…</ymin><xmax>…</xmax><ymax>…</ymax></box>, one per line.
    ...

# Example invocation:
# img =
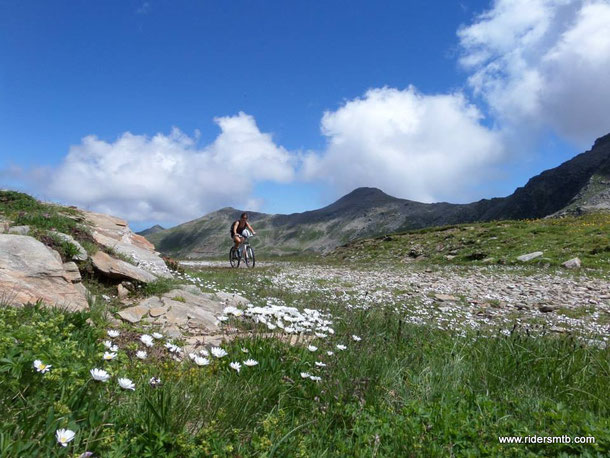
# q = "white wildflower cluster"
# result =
<box><xmin>165</xmin><ymin>342</ymin><xmax>182</xmax><ymax>355</ymax></box>
<box><xmin>218</xmin><ymin>300</ymin><xmax>335</xmax><ymax>336</ymax></box>
<box><xmin>265</xmin><ymin>265</ymin><xmax>610</xmax><ymax>340</ymax></box>
<box><xmin>134</xmin><ymin>258</ymin><xmax>173</xmax><ymax>277</ymax></box>
<box><xmin>300</xmin><ymin>372</ymin><xmax>322</xmax><ymax>382</ymax></box>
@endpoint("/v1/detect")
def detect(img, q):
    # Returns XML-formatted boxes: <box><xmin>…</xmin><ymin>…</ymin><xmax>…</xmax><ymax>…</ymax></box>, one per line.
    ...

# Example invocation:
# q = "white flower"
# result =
<box><xmin>118</xmin><ymin>377</ymin><xmax>135</xmax><ymax>391</ymax></box>
<box><xmin>210</xmin><ymin>347</ymin><xmax>228</xmax><ymax>358</ymax></box>
<box><xmin>224</xmin><ymin>306</ymin><xmax>244</xmax><ymax>317</ymax></box>
<box><xmin>243</xmin><ymin>359</ymin><xmax>258</xmax><ymax>367</ymax></box>
<box><xmin>352</xmin><ymin>335</ymin><xmax>362</xmax><ymax>342</ymax></box>
<box><xmin>193</xmin><ymin>356</ymin><xmax>210</xmax><ymax>366</ymax></box>
<box><xmin>107</xmin><ymin>330</ymin><xmax>120</xmax><ymax>338</ymax></box>
<box><xmin>315</xmin><ymin>332</ymin><xmax>327</xmax><ymax>338</ymax></box>
<box><xmin>230</xmin><ymin>362</ymin><xmax>241</xmax><ymax>373</ymax></box>
<box><xmin>326</xmin><ymin>351</ymin><xmax>334</xmax><ymax>356</ymax></box>
<box><xmin>103</xmin><ymin>352</ymin><xmax>117</xmax><ymax>361</ymax></box>
<box><xmin>103</xmin><ymin>340</ymin><xmax>113</xmax><ymax>349</ymax></box>
<box><xmin>200</xmin><ymin>349</ymin><xmax>209</xmax><ymax>356</ymax></box>
<box><xmin>33</xmin><ymin>360</ymin><xmax>51</xmax><ymax>373</ymax></box>
<box><xmin>140</xmin><ymin>334</ymin><xmax>154</xmax><ymax>347</ymax></box>
<box><xmin>300</xmin><ymin>372</ymin><xmax>311</xmax><ymax>379</ymax></box>
<box><xmin>136</xmin><ymin>351</ymin><xmax>147</xmax><ymax>360</ymax></box>
<box><xmin>217</xmin><ymin>315</ymin><xmax>228</xmax><ymax>322</ymax></box>
<box><xmin>149</xmin><ymin>376</ymin><xmax>161</xmax><ymax>386</ymax></box>
<box><xmin>309</xmin><ymin>375</ymin><xmax>322</xmax><ymax>382</ymax></box>
<box><xmin>307</xmin><ymin>345</ymin><xmax>318</xmax><ymax>352</ymax></box>
<box><xmin>241</xmin><ymin>347</ymin><xmax>249</xmax><ymax>353</ymax></box>
<box><xmin>152</xmin><ymin>332</ymin><xmax>163</xmax><ymax>339</ymax></box>
<box><xmin>315</xmin><ymin>361</ymin><xmax>326</xmax><ymax>367</ymax></box>
<box><xmin>336</xmin><ymin>344</ymin><xmax>347</xmax><ymax>351</ymax></box>
<box><xmin>164</xmin><ymin>342</ymin><xmax>181</xmax><ymax>353</ymax></box>
<box><xmin>56</xmin><ymin>428</ymin><xmax>75</xmax><ymax>447</ymax></box>
<box><xmin>90</xmin><ymin>368</ymin><xmax>110</xmax><ymax>382</ymax></box>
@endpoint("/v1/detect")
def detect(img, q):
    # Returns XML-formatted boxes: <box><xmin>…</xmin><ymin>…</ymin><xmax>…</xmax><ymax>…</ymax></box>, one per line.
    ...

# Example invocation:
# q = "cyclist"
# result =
<box><xmin>230</xmin><ymin>212</ymin><xmax>256</xmax><ymax>253</ymax></box>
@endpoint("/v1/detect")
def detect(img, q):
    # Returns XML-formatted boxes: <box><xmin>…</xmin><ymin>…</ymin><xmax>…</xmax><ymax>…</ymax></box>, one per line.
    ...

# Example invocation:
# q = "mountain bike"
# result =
<box><xmin>229</xmin><ymin>234</ymin><xmax>255</xmax><ymax>268</ymax></box>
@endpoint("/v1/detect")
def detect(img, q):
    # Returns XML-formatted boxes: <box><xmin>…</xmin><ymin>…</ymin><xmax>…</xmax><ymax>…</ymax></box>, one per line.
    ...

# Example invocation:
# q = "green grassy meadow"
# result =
<box><xmin>1</xmin><ymin>263</ymin><xmax>609</xmax><ymax>457</ymax></box>
<box><xmin>1</xmin><ymin>192</ymin><xmax>609</xmax><ymax>456</ymax></box>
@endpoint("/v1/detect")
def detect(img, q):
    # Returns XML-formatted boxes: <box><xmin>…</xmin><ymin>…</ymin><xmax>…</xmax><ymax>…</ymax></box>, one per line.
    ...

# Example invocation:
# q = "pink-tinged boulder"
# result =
<box><xmin>91</xmin><ymin>251</ymin><xmax>157</xmax><ymax>283</ymax></box>
<box><xmin>0</xmin><ymin>234</ymin><xmax>88</xmax><ymax>310</ymax></box>
<box><xmin>84</xmin><ymin>211</ymin><xmax>171</xmax><ymax>278</ymax></box>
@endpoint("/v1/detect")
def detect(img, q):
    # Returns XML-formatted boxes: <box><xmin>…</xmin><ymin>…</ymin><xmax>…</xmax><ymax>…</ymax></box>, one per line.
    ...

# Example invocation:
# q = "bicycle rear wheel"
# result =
<box><xmin>229</xmin><ymin>247</ymin><xmax>240</xmax><ymax>268</ymax></box>
<box><xmin>245</xmin><ymin>246</ymin><xmax>255</xmax><ymax>268</ymax></box>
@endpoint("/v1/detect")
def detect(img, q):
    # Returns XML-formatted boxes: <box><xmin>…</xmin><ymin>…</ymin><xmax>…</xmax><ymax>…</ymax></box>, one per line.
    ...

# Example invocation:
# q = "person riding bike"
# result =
<box><xmin>230</xmin><ymin>212</ymin><xmax>256</xmax><ymax>253</ymax></box>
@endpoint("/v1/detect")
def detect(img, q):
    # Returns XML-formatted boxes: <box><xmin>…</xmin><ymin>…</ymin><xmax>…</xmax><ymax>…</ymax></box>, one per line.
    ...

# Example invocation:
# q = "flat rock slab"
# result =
<box><xmin>517</xmin><ymin>251</ymin><xmax>543</xmax><ymax>262</ymax></box>
<box><xmin>118</xmin><ymin>305</ymin><xmax>150</xmax><ymax>323</ymax></box>
<box><xmin>0</xmin><ymin>234</ymin><xmax>88</xmax><ymax>310</ymax></box>
<box><xmin>91</xmin><ymin>251</ymin><xmax>157</xmax><ymax>283</ymax></box>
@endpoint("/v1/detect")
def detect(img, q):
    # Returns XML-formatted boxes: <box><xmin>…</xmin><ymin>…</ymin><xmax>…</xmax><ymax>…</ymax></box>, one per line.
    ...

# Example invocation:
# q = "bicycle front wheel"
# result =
<box><xmin>245</xmin><ymin>246</ymin><xmax>255</xmax><ymax>268</ymax></box>
<box><xmin>229</xmin><ymin>247</ymin><xmax>240</xmax><ymax>268</ymax></box>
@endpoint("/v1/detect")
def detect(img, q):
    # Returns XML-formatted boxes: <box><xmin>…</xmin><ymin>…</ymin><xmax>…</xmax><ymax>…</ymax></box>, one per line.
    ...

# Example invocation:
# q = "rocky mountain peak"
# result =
<box><xmin>593</xmin><ymin>132</ymin><xmax>610</xmax><ymax>149</ymax></box>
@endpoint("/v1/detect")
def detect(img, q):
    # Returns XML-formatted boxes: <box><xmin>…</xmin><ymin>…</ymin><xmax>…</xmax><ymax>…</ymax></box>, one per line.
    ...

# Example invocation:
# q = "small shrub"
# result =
<box><xmin>39</xmin><ymin>233</ymin><xmax>80</xmax><ymax>262</ymax></box>
<box><xmin>163</xmin><ymin>256</ymin><xmax>184</xmax><ymax>273</ymax></box>
<box><xmin>138</xmin><ymin>278</ymin><xmax>184</xmax><ymax>297</ymax></box>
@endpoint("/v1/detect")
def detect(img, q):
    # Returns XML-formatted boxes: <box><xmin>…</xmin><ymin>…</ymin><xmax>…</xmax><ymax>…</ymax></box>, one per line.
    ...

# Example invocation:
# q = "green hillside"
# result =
<box><xmin>334</xmin><ymin>213</ymin><xmax>610</xmax><ymax>271</ymax></box>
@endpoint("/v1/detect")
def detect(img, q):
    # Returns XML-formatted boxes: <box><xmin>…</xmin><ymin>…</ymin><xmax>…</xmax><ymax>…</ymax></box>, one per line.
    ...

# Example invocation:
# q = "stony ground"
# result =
<box><xmin>183</xmin><ymin>261</ymin><xmax>610</xmax><ymax>344</ymax></box>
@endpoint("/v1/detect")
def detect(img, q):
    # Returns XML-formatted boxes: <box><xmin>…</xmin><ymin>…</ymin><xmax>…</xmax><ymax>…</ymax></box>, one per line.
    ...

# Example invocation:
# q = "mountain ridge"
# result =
<box><xmin>146</xmin><ymin>133</ymin><xmax>610</xmax><ymax>258</ymax></box>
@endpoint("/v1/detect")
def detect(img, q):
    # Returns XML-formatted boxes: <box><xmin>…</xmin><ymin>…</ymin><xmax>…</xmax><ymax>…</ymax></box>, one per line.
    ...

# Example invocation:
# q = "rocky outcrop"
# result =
<box><xmin>117</xmin><ymin>285</ymin><xmax>249</xmax><ymax>338</ymax></box>
<box><xmin>0</xmin><ymin>234</ymin><xmax>88</xmax><ymax>310</ymax></box>
<box><xmin>84</xmin><ymin>211</ymin><xmax>171</xmax><ymax>278</ymax></box>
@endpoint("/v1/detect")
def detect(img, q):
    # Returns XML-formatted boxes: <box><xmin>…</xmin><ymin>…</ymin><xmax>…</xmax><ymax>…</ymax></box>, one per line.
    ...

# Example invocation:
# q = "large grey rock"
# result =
<box><xmin>517</xmin><ymin>251</ymin><xmax>543</xmax><ymax>262</ymax></box>
<box><xmin>562</xmin><ymin>257</ymin><xmax>582</xmax><ymax>269</ymax></box>
<box><xmin>91</xmin><ymin>251</ymin><xmax>157</xmax><ymax>283</ymax></box>
<box><xmin>0</xmin><ymin>234</ymin><xmax>88</xmax><ymax>310</ymax></box>
<box><xmin>51</xmin><ymin>231</ymin><xmax>88</xmax><ymax>261</ymax></box>
<box><xmin>84</xmin><ymin>211</ymin><xmax>172</xmax><ymax>278</ymax></box>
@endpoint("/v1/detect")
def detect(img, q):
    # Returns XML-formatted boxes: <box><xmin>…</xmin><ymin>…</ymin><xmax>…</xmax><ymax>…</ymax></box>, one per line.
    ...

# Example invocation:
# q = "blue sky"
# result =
<box><xmin>2</xmin><ymin>0</ymin><xmax>610</xmax><ymax>229</ymax></box>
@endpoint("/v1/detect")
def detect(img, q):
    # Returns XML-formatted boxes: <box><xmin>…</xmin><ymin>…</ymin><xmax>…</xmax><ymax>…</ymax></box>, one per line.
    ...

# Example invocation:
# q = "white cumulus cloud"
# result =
<box><xmin>303</xmin><ymin>86</ymin><xmax>504</xmax><ymax>203</ymax></box>
<box><xmin>458</xmin><ymin>0</ymin><xmax>610</xmax><ymax>144</ymax></box>
<box><xmin>45</xmin><ymin>112</ymin><xmax>294</xmax><ymax>222</ymax></box>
